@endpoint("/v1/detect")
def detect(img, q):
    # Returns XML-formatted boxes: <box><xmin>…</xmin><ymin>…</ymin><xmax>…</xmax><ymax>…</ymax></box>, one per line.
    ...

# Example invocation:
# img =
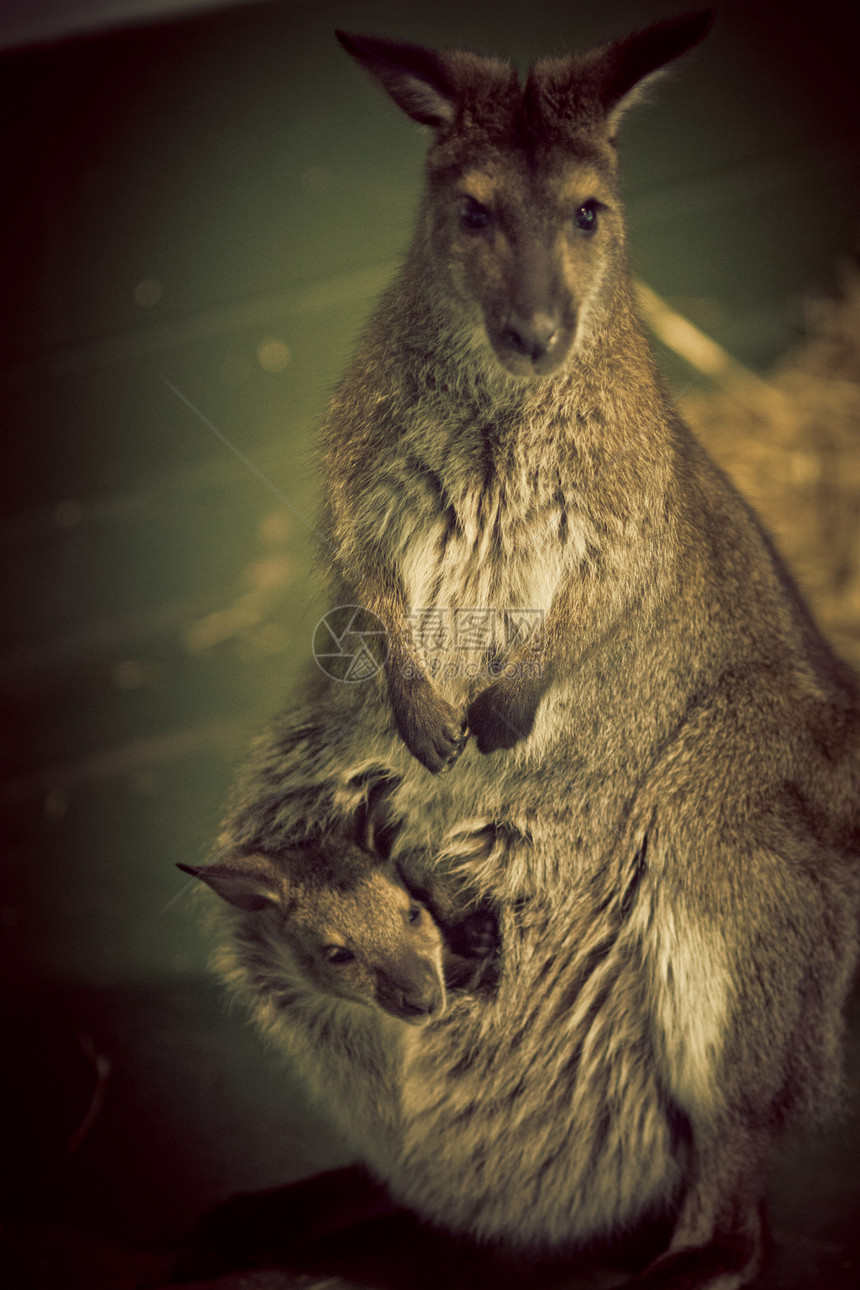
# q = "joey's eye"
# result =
<box><xmin>325</xmin><ymin>946</ymin><xmax>354</xmax><ymax>965</ymax></box>
<box><xmin>460</xmin><ymin>199</ymin><xmax>491</xmax><ymax>232</ymax></box>
<box><xmin>573</xmin><ymin>201</ymin><xmax>600</xmax><ymax>234</ymax></box>
<box><xmin>407</xmin><ymin>905</ymin><xmax>423</xmax><ymax>926</ymax></box>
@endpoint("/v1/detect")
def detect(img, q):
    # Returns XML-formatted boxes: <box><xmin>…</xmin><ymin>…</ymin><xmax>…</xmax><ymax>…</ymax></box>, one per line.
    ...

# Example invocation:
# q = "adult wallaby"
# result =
<box><xmin>205</xmin><ymin>13</ymin><xmax>860</xmax><ymax>1289</ymax></box>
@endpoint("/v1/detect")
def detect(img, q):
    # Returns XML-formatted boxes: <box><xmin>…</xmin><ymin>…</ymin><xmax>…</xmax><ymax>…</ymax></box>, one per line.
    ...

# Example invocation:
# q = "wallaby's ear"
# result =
<box><xmin>355</xmin><ymin>776</ymin><xmax>403</xmax><ymax>859</ymax></box>
<box><xmin>336</xmin><ymin>32</ymin><xmax>458</xmax><ymax>128</ymax></box>
<box><xmin>595</xmin><ymin>10</ymin><xmax>715</xmax><ymax>129</ymax></box>
<box><xmin>177</xmin><ymin>859</ymin><xmax>279</xmax><ymax>912</ymax></box>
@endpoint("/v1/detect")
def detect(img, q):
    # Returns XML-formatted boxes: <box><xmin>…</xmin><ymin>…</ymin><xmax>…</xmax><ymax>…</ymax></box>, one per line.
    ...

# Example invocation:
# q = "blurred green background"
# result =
<box><xmin>1</xmin><ymin>0</ymin><xmax>859</xmax><ymax>1283</ymax></box>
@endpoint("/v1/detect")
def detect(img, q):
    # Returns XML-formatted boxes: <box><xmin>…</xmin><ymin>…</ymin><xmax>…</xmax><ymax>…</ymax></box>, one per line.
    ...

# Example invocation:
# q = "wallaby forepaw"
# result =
<box><xmin>408</xmin><ymin>709</ymin><xmax>468</xmax><ymax>774</ymax></box>
<box><xmin>467</xmin><ymin>680</ymin><xmax>539</xmax><ymax>754</ymax></box>
<box><xmin>426</xmin><ymin>720</ymin><xmax>470</xmax><ymax>774</ymax></box>
<box><xmin>394</xmin><ymin>678</ymin><xmax>469</xmax><ymax>773</ymax></box>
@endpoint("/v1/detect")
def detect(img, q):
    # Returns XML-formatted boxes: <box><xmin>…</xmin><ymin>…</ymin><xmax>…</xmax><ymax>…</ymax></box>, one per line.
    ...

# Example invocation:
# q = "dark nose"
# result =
<box><xmin>396</xmin><ymin>980</ymin><xmax>445</xmax><ymax>1022</ymax></box>
<box><xmin>400</xmin><ymin>997</ymin><xmax>436</xmax><ymax>1019</ymax></box>
<box><xmin>503</xmin><ymin>310</ymin><xmax>559</xmax><ymax>363</ymax></box>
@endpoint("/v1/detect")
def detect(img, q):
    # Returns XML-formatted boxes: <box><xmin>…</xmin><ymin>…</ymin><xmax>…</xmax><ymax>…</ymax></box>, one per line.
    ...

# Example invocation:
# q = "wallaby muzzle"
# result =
<box><xmin>494</xmin><ymin>305</ymin><xmax>573</xmax><ymax>377</ymax></box>
<box><xmin>379</xmin><ymin>960</ymin><xmax>447</xmax><ymax>1025</ymax></box>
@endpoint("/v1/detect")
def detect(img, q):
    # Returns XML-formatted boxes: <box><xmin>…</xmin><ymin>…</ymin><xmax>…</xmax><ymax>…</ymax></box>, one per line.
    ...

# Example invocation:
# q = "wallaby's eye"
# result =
<box><xmin>407</xmin><ymin>905</ymin><xmax>423</xmax><ymax>926</ymax></box>
<box><xmin>324</xmin><ymin>946</ymin><xmax>355</xmax><ymax>965</ymax></box>
<box><xmin>460</xmin><ymin>199</ymin><xmax>491</xmax><ymax>232</ymax></box>
<box><xmin>573</xmin><ymin>201</ymin><xmax>600</xmax><ymax>234</ymax></box>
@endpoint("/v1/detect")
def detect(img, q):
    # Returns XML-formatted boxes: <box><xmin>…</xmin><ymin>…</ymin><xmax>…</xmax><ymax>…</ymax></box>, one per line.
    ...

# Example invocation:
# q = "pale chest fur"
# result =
<box><xmin>363</xmin><ymin>396</ymin><xmax>597</xmax><ymax>682</ymax></box>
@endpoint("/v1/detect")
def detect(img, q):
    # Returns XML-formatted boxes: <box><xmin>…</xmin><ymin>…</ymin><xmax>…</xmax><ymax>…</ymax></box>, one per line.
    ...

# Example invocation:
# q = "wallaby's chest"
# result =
<box><xmin>381</xmin><ymin>405</ymin><xmax>592</xmax><ymax>636</ymax></box>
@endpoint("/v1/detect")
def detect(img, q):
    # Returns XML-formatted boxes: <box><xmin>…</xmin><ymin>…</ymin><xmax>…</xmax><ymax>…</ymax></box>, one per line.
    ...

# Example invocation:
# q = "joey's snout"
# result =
<box><xmin>398</xmin><ymin>990</ymin><xmax>444</xmax><ymax>1024</ymax></box>
<box><xmin>380</xmin><ymin>963</ymin><xmax>447</xmax><ymax>1025</ymax></box>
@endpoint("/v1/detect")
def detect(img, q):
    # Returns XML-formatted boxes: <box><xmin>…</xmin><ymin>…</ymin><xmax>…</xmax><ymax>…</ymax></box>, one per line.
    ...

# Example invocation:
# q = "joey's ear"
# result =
<box><xmin>336</xmin><ymin>31</ymin><xmax>459</xmax><ymax>128</ymax></box>
<box><xmin>355</xmin><ymin>777</ymin><xmax>402</xmax><ymax>859</ymax></box>
<box><xmin>595</xmin><ymin>10</ymin><xmax>714</xmax><ymax>130</ymax></box>
<box><xmin>177</xmin><ymin>858</ymin><xmax>280</xmax><ymax>912</ymax></box>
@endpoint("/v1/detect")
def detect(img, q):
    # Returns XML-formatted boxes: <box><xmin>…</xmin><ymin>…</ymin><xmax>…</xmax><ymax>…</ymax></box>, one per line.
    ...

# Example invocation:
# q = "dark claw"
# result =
<box><xmin>435</xmin><ymin>720</ymin><xmax>469</xmax><ymax>773</ymax></box>
<box><xmin>391</xmin><ymin>675</ymin><xmax>470</xmax><ymax>773</ymax></box>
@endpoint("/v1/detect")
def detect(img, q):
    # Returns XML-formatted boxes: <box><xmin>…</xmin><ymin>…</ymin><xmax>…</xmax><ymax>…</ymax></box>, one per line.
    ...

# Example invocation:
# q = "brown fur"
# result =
<box><xmin>181</xmin><ymin>794</ymin><xmax>497</xmax><ymax>1024</ymax></box>
<box><xmin>203</xmin><ymin>14</ymin><xmax>860</xmax><ymax>1288</ymax></box>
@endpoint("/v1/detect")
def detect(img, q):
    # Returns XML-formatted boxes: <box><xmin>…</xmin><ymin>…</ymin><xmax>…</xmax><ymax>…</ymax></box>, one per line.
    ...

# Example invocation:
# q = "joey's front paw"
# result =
<box><xmin>394</xmin><ymin>676</ymin><xmax>468</xmax><ymax>774</ymax></box>
<box><xmin>443</xmin><ymin>910</ymin><xmax>501</xmax><ymax>994</ymax></box>
<box><xmin>448</xmin><ymin>908</ymin><xmax>499</xmax><ymax>960</ymax></box>
<box><xmin>467</xmin><ymin>677</ymin><xmax>541</xmax><ymax>755</ymax></box>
